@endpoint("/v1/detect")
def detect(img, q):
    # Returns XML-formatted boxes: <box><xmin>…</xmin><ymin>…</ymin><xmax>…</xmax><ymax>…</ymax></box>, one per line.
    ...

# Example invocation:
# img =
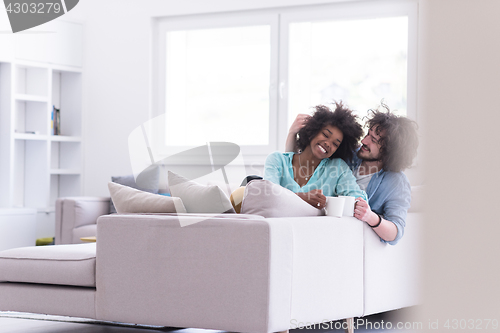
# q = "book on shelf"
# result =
<box><xmin>51</xmin><ymin>106</ymin><xmax>61</xmax><ymax>135</ymax></box>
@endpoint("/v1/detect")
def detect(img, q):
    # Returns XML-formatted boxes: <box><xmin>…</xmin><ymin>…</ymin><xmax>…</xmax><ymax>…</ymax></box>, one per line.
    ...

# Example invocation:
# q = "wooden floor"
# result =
<box><xmin>0</xmin><ymin>308</ymin><xmax>419</xmax><ymax>333</ymax></box>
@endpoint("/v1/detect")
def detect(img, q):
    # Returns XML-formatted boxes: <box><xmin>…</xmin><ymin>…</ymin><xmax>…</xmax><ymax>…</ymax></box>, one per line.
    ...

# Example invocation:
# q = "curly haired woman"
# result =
<box><xmin>264</xmin><ymin>102</ymin><xmax>367</xmax><ymax>209</ymax></box>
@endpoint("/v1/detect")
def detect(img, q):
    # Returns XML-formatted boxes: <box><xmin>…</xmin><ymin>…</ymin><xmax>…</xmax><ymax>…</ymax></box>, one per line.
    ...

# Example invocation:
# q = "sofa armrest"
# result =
<box><xmin>273</xmin><ymin>216</ymin><xmax>365</xmax><ymax>325</ymax></box>
<box><xmin>96</xmin><ymin>213</ymin><xmax>293</xmax><ymax>333</ymax></box>
<box><xmin>55</xmin><ymin>197</ymin><xmax>110</xmax><ymax>245</ymax></box>
<box><xmin>362</xmin><ymin>212</ymin><xmax>423</xmax><ymax>315</ymax></box>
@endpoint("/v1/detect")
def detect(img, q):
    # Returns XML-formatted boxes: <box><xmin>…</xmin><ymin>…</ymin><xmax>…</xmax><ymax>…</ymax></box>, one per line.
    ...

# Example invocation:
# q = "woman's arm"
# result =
<box><xmin>264</xmin><ymin>152</ymin><xmax>326</xmax><ymax>209</ymax></box>
<box><xmin>285</xmin><ymin>114</ymin><xmax>311</xmax><ymax>152</ymax></box>
<box><xmin>296</xmin><ymin>189</ymin><xmax>327</xmax><ymax>209</ymax></box>
<box><xmin>334</xmin><ymin>164</ymin><xmax>368</xmax><ymax>201</ymax></box>
<box><xmin>263</xmin><ymin>152</ymin><xmax>283</xmax><ymax>185</ymax></box>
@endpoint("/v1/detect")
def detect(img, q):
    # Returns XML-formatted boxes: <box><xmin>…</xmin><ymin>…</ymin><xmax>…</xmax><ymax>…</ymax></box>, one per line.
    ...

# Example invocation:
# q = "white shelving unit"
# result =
<box><xmin>0</xmin><ymin>208</ymin><xmax>37</xmax><ymax>251</ymax></box>
<box><xmin>0</xmin><ymin>21</ymin><xmax>83</xmax><ymax>240</ymax></box>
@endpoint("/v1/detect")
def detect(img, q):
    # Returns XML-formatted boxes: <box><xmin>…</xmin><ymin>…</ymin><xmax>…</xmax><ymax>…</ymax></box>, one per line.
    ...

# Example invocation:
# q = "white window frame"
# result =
<box><xmin>277</xmin><ymin>0</ymin><xmax>418</xmax><ymax>150</ymax></box>
<box><xmin>152</xmin><ymin>0</ymin><xmax>418</xmax><ymax>163</ymax></box>
<box><xmin>152</xmin><ymin>11</ymin><xmax>280</xmax><ymax>160</ymax></box>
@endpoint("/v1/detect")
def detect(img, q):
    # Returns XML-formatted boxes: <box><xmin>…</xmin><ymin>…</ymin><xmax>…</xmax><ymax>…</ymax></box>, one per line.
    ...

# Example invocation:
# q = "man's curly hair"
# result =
<box><xmin>364</xmin><ymin>104</ymin><xmax>419</xmax><ymax>172</ymax></box>
<box><xmin>296</xmin><ymin>102</ymin><xmax>363</xmax><ymax>163</ymax></box>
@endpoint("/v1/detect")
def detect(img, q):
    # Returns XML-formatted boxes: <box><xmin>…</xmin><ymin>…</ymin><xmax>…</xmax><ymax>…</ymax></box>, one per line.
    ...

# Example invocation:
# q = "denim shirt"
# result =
<box><xmin>264</xmin><ymin>152</ymin><xmax>367</xmax><ymax>201</ymax></box>
<box><xmin>348</xmin><ymin>151</ymin><xmax>411</xmax><ymax>245</ymax></box>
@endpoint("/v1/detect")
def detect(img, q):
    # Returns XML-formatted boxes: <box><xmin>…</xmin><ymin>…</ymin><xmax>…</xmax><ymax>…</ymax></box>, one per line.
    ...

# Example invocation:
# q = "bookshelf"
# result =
<box><xmin>0</xmin><ymin>22</ymin><xmax>83</xmax><ymax>240</ymax></box>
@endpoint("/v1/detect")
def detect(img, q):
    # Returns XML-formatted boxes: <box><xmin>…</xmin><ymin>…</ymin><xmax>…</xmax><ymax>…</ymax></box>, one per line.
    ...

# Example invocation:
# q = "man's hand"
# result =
<box><xmin>297</xmin><ymin>189</ymin><xmax>326</xmax><ymax>209</ymax></box>
<box><xmin>288</xmin><ymin>114</ymin><xmax>311</xmax><ymax>135</ymax></box>
<box><xmin>354</xmin><ymin>197</ymin><xmax>379</xmax><ymax>226</ymax></box>
<box><xmin>285</xmin><ymin>114</ymin><xmax>311</xmax><ymax>152</ymax></box>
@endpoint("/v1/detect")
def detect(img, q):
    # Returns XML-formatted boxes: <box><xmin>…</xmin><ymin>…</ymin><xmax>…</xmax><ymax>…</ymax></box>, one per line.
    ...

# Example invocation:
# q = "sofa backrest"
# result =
<box><xmin>409</xmin><ymin>185</ymin><xmax>424</xmax><ymax>213</ymax></box>
<box><xmin>55</xmin><ymin>197</ymin><xmax>110</xmax><ymax>244</ymax></box>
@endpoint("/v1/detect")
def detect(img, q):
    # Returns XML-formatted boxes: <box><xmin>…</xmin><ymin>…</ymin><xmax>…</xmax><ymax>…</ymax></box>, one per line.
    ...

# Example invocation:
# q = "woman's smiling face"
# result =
<box><xmin>309</xmin><ymin>125</ymin><xmax>343</xmax><ymax>159</ymax></box>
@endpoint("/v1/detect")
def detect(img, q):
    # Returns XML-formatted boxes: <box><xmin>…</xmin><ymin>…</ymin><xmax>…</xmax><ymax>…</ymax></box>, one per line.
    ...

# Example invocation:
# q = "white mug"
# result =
<box><xmin>325</xmin><ymin>196</ymin><xmax>345</xmax><ymax>218</ymax></box>
<box><xmin>339</xmin><ymin>196</ymin><xmax>356</xmax><ymax>217</ymax></box>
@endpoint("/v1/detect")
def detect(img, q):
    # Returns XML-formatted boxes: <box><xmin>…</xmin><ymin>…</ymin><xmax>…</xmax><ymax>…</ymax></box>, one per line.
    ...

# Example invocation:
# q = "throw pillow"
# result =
<box><xmin>168</xmin><ymin>171</ymin><xmax>235</xmax><ymax>214</ymax></box>
<box><xmin>240</xmin><ymin>179</ymin><xmax>324</xmax><ymax>218</ymax></box>
<box><xmin>109</xmin><ymin>164</ymin><xmax>160</xmax><ymax>213</ymax></box>
<box><xmin>108</xmin><ymin>182</ymin><xmax>186</xmax><ymax>214</ymax></box>
<box><xmin>206</xmin><ymin>180</ymin><xmax>241</xmax><ymax>197</ymax></box>
<box><xmin>230</xmin><ymin>186</ymin><xmax>246</xmax><ymax>214</ymax></box>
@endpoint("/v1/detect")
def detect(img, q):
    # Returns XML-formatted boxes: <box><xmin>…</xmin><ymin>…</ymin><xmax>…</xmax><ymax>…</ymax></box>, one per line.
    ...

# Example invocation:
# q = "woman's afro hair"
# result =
<box><xmin>296</xmin><ymin>101</ymin><xmax>363</xmax><ymax>163</ymax></box>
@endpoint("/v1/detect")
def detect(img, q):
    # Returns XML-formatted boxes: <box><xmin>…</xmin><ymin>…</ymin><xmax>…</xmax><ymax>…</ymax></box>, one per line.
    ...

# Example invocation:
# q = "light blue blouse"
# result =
<box><xmin>264</xmin><ymin>152</ymin><xmax>367</xmax><ymax>200</ymax></box>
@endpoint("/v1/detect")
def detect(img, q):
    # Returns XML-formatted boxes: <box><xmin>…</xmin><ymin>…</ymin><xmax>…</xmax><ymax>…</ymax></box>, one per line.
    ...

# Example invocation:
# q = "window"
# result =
<box><xmin>287</xmin><ymin>16</ymin><xmax>409</xmax><ymax>126</ymax></box>
<box><xmin>153</xmin><ymin>0</ymin><xmax>417</xmax><ymax>158</ymax></box>
<box><xmin>165</xmin><ymin>26</ymin><xmax>271</xmax><ymax>146</ymax></box>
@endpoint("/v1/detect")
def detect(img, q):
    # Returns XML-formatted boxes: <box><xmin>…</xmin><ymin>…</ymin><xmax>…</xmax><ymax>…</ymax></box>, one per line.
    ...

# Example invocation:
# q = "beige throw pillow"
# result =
<box><xmin>108</xmin><ymin>182</ymin><xmax>186</xmax><ymax>214</ymax></box>
<box><xmin>240</xmin><ymin>179</ymin><xmax>324</xmax><ymax>218</ymax></box>
<box><xmin>168</xmin><ymin>171</ymin><xmax>235</xmax><ymax>214</ymax></box>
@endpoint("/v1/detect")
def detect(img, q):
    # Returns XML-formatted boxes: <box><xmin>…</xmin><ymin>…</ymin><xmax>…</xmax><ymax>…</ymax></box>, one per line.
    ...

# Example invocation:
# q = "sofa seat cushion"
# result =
<box><xmin>0</xmin><ymin>243</ymin><xmax>96</xmax><ymax>287</ymax></box>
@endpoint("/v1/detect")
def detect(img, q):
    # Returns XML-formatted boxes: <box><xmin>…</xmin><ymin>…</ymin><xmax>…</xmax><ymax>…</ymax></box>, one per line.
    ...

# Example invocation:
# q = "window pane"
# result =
<box><xmin>288</xmin><ymin>16</ymin><xmax>408</xmax><ymax>126</ymax></box>
<box><xmin>165</xmin><ymin>26</ymin><xmax>270</xmax><ymax>146</ymax></box>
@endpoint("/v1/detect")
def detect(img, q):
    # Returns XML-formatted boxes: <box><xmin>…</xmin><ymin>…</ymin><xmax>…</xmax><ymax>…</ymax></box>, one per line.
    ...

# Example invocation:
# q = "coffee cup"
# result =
<box><xmin>339</xmin><ymin>196</ymin><xmax>356</xmax><ymax>217</ymax></box>
<box><xmin>325</xmin><ymin>196</ymin><xmax>345</xmax><ymax>218</ymax></box>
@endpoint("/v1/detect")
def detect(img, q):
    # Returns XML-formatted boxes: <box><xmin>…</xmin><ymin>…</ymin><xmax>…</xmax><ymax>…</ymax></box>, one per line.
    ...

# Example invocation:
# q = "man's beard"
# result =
<box><xmin>357</xmin><ymin>149</ymin><xmax>381</xmax><ymax>162</ymax></box>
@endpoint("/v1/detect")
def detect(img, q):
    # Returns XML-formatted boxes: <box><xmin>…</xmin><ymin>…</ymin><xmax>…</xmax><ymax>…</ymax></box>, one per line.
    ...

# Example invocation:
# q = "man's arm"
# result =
<box><xmin>285</xmin><ymin>114</ymin><xmax>310</xmax><ymax>152</ymax></box>
<box><xmin>355</xmin><ymin>173</ymin><xmax>411</xmax><ymax>244</ymax></box>
<box><xmin>354</xmin><ymin>198</ymin><xmax>398</xmax><ymax>242</ymax></box>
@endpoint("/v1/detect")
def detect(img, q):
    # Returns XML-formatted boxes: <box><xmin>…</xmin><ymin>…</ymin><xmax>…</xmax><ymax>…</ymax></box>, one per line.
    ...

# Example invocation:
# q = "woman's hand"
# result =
<box><xmin>289</xmin><ymin>114</ymin><xmax>311</xmax><ymax>135</ymax></box>
<box><xmin>297</xmin><ymin>189</ymin><xmax>326</xmax><ymax>209</ymax></box>
<box><xmin>354</xmin><ymin>197</ymin><xmax>378</xmax><ymax>226</ymax></box>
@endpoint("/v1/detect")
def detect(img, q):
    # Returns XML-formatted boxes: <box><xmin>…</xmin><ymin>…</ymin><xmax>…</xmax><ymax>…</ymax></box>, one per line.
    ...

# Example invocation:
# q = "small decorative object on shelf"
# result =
<box><xmin>52</xmin><ymin>106</ymin><xmax>61</xmax><ymax>135</ymax></box>
<box><xmin>15</xmin><ymin>130</ymin><xmax>40</xmax><ymax>135</ymax></box>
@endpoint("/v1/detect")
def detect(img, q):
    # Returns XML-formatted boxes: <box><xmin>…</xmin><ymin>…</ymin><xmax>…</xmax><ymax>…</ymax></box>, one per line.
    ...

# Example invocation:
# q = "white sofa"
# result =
<box><xmin>0</xmin><ymin>206</ymin><xmax>421</xmax><ymax>332</ymax></box>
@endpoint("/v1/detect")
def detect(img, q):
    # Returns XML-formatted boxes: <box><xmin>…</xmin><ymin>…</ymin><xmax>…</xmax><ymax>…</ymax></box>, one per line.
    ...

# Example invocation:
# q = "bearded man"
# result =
<box><xmin>286</xmin><ymin>105</ymin><xmax>419</xmax><ymax>245</ymax></box>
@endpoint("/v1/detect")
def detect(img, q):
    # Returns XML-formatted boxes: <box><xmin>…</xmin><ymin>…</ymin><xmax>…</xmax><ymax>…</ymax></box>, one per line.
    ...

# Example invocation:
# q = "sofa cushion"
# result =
<box><xmin>0</xmin><ymin>243</ymin><xmax>96</xmax><ymax>287</ymax></box>
<box><xmin>240</xmin><ymin>179</ymin><xmax>324</xmax><ymax>218</ymax></box>
<box><xmin>168</xmin><ymin>171</ymin><xmax>235</xmax><ymax>214</ymax></box>
<box><xmin>110</xmin><ymin>164</ymin><xmax>160</xmax><ymax>213</ymax></box>
<box><xmin>108</xmin><ymin>182</ymin><xmax>187</xmax><ymax>214</ymax></box>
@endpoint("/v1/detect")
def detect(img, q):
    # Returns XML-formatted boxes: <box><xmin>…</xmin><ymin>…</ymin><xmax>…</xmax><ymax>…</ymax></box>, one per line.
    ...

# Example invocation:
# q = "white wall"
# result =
<box><xmin>62</xmin><ymin>0</ymin><xmax>356</xmax><ymax>197</ymax></box>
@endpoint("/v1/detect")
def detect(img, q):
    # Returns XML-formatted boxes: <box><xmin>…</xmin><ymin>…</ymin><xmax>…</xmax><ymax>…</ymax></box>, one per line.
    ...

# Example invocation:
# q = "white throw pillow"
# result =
<box><xmin>206</xmin><ymin>180</ymin><xmax>241</xmax><ymax>197</ymax></box>
<box><xmin>108</xmin><ymin>182</ymin><xmax>186</xmax><ymax>214</ymax></box>
<box><xmin>240</xmin><ymin>179</ymin><xmax>324</xmax><ymax>218</ymax></box>
<box><xmin>168</xmin><ymin>171</ymin><xmax>235</xmax><ymax>214</ymax></box>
